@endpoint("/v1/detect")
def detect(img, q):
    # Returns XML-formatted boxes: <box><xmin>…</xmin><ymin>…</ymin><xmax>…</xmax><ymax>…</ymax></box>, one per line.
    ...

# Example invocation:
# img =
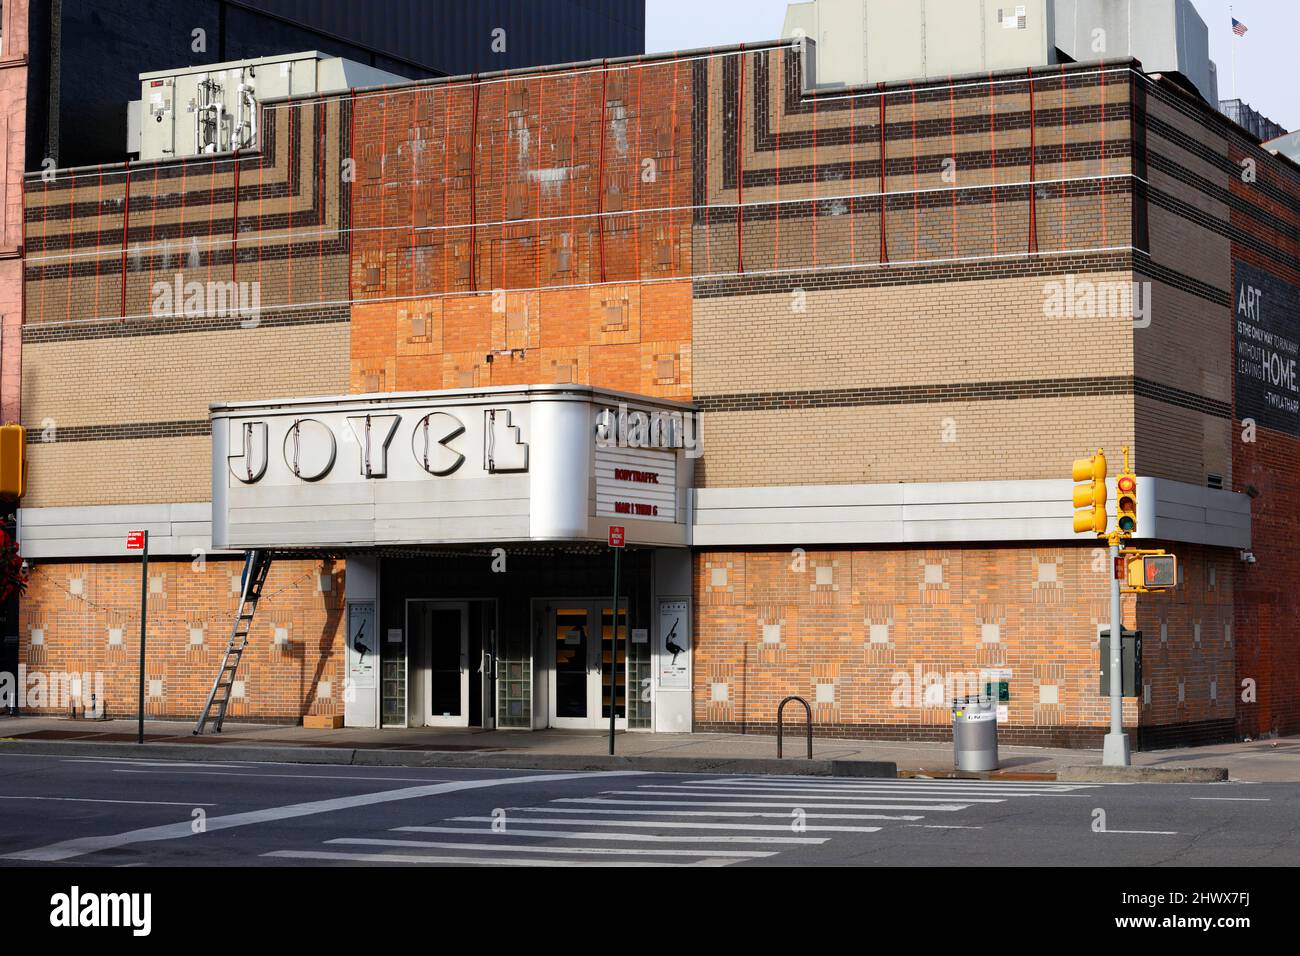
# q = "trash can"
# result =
<box><xmin>953</xmin><ymin>695</ymin><xmax>999</xmax><ymax>772</ymax></box>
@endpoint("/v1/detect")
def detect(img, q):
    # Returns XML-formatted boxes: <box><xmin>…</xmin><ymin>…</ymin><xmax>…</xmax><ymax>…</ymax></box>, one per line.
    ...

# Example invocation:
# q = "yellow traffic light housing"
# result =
<box><xmin>1122</xmin><ymin>550</ymin><xmax>1178</xmax><ymax>592</ymax></box>
<box><xmin>1116</xmin><ymin>450</ymin><xmax>1137</xmax><ymax>537</ymax></box>
<box><xmin>1072</xmin><ymin>450</ymin><xmax>1108</xmax><ymax>536</ymax></box>
<box><xmin>0</xmin><ymin>424</ymin><xmax>25</xmax><ymax>502</ymax></box>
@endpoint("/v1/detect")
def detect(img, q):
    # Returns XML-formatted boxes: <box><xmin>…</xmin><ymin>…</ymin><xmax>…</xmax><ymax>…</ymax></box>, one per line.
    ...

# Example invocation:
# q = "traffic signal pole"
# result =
<box><xmin>1103</xmin><ymin>531</ymin><xmax>1130</xmax><ymax>766</ymax></box>
<box><xmin>1073</xmin><ymin>448</ymin><xmax>1131</xmax><ymax>766</ymax></box>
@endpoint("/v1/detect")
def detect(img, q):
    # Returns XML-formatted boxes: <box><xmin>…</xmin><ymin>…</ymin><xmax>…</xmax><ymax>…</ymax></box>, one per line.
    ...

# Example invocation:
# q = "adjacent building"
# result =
<box><xmin>10</xmin><ymin>0</ymin><xmax>1300</xmax><ymax>746</ymax></box>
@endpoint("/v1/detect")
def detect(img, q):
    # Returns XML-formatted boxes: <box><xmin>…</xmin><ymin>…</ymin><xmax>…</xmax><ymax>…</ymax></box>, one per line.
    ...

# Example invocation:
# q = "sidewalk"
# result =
<box><xmin>1</xmin><ymin>715</ymin><xmax>1295</xmax><ymax>781</ymax></box>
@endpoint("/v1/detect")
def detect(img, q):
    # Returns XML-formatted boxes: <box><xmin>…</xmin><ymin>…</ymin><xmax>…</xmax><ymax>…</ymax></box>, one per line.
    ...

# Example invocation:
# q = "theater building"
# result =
<box><xmin>11</xmin><ymin>15</ymin><xmax>1300</xmax><ymax>745</ymax></box>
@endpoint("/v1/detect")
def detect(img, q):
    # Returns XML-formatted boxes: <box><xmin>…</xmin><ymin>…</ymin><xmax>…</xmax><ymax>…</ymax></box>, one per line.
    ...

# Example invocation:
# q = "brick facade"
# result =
<box><xmin>12</xmin><ymin>42</ymin><xmax>1300</xmax><ymax>743</ymax></box>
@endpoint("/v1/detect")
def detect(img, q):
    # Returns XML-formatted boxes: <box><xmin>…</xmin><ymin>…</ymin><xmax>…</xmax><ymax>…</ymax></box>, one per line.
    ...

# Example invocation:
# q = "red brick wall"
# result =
<box><xmin>1229</xmin><ymin>127</ymin><xmax>1300</xmax><ymax>739</ymax></box>
<box><xmin>0</xmin><ymin>0</ymin><xmax>29</xmax><ymax>423</ymax></box>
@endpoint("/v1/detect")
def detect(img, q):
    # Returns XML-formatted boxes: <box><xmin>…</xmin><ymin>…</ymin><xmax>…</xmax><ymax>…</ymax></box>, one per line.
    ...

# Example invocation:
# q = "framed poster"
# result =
<box><xmin>658</xmin><ymin>600</ymin><xmax>689</xmax><ymax>688</ymax></box>
<box><xmin>347</xmin><ymin>601</ymin><xmax>376</xmax><ymax>690</ymax></box>
<box><xmin>1235</xmin><ymin>261</ymin><xmax>1300</xmax><ymax>435</ymax></box>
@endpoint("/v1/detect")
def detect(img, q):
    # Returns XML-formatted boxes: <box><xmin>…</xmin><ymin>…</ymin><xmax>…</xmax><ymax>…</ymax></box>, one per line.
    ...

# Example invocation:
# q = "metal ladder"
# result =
<box><xmin>193</xmin><ymin>550</ymin><xmax>272</xmax><ymax>735</ymax></box>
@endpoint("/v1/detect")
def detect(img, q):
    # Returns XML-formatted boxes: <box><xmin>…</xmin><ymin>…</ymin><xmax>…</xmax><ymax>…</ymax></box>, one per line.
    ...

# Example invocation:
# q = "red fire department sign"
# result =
<box><xmin>126</xmin><ymin>530</ymin><xmax>146</xmax><ymax>550</ymax></box>
<box><xmin>608</xmin><ymin>526</ymin><xmax>625</xmax><ymax>548</ymax></box>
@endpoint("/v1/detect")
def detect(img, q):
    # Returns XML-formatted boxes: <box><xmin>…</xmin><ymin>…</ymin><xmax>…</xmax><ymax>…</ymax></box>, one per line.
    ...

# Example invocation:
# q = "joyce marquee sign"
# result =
<box><xmin>210</xmin><ymin>387</ymin><xmax>692</xmax><ymax>550</ymax></box>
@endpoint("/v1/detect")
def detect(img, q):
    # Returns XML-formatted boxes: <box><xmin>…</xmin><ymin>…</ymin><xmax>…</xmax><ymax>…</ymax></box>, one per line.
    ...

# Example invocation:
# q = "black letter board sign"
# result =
<box><xmin>1235</xmin><ymin>261</ymin><xmax>1300</xmax><ymax>435</ymax></box>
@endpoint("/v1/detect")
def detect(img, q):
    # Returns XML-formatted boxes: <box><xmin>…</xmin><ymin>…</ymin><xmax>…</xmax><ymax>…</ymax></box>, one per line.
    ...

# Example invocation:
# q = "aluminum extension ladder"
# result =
<box><xmin>193</xmin><ymin>550</ymin><xmax>272</xmax><ymax>735</ymax></box>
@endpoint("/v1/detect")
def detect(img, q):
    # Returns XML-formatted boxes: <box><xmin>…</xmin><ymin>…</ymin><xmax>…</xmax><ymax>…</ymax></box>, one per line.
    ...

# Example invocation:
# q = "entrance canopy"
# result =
<box><xmin>211</xmin><ymin>385</ymin><xmax>695</xmax><ymax>550</ymax></box>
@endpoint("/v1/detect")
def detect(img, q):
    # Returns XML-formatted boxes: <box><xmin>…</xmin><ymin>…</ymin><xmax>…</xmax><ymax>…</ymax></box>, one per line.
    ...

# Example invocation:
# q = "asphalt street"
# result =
<box><xmin>0</xmin><ymin>752</ymin><xmax>1295</xmax><ymax>866</ymax></box>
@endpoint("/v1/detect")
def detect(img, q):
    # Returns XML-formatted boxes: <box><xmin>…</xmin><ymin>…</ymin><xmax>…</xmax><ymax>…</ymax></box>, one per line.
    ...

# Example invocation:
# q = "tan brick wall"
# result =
<box><xmin>19</xmin><ymin>323</ymin><xmax>348</xmax><ymax>507</ymax></box>
<box><xmin>695</xmin><ymin>396</ymin><xmax>1135</xmax><ymax>487</ymax></box>
<box><xmin>18</xmin><ymin>556</ymin><xmax>345</xmax><ymax>721</ymax></box>
<box><xmin>23</xmin><ymin>436</ymin><xmax>210</xmax><ymax>508</ymax></box>
<box><xmin>695</xmin><ymin>274</ymin><xmax>1136</xmax><ymax>395</ymax></box>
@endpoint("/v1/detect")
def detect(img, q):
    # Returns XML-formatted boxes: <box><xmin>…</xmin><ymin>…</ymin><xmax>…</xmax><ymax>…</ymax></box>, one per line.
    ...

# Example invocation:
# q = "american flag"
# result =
<box><xmin>1232</xmin><ymin>17</ymin><xmax>1249</xmax><ymax>37</ymax></box>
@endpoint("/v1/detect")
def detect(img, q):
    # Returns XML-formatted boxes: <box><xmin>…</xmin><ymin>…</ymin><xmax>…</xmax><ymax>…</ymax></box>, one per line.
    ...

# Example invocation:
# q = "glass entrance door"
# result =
<box><xmin>408</xmin><ymin>600</ymin><xmax>469</xmax><ymax>727</ymax></box>
<box><xmin>548</xmin><ymin>603</ymin><xmax>628</xmax><ymax>730</ymax></box>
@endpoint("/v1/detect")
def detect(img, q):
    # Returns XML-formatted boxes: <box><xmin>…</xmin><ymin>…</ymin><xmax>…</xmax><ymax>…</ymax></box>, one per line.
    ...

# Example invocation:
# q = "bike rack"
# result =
<box><xmin>776</xmin><ymin>695</ymin><xmax>813</xmax><ymax>759</ymax></box>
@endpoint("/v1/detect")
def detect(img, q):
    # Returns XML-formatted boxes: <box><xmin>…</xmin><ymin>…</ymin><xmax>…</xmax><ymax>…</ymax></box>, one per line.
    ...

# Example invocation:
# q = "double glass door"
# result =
<box><xmin>548</xmin><ymin>603</ymin><xmax>627</xmax><ymax>729</ymax></box>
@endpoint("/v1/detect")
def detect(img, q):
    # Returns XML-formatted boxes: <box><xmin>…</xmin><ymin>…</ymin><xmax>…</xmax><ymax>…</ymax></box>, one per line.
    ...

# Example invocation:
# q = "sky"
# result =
<box><xmin>645</xmin><ymin>0</ymin><xmax>1299</xmax><ymax>133</ymax></box>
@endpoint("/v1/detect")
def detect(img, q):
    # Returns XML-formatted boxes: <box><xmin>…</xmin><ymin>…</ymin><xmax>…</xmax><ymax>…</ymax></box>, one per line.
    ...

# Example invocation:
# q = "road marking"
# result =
<box><xmin>679</xmin><ymin>782</ymin><xmax>1076</xmax><ymax>796</ymax></box>
<box><xmin>904</xmin><ymin>824</ymin><xmax>983</xmax><ymax>830</ymax></box>
<box><xmin>713</xmin><ymin>777</ymin><xmax>1092</xmax><ymax>790</ymax></box>
<box><xmin>1189</xmin><ymin>797</ymin><xmax>1270</xmax><ymax>802</ymax></box>
<box><xmin>0</xmin><ymin>795</ymin><xmax>217</xmax><ymax>807</ymax></box>
<box><xmin>557</xmin><ymin>797</ymin><xmax>968</xmax><ymax>811</ymax></box>
<box><xmin>263</xmin><ymin>849</ymin><xmax>734</xmax><ymax>867</ymax></box>
<box><xmin>0</xmin><ymin>771</ymin><xmax>637</xmax><ymax>863</ymax></box>
<box><xmin>512</xmin><ymin>806</ymin><xmax>922</xmax><ymax>821</ymax></box>
<box><xmin>109</xmin><ymin>768</ymin><xmax>458</xmax><ymax>784</ymax></box>
<box><xmin>444</xmin><ymin>817</ymin><xmax>881</xmax><ymax>834</ymax></box>
<box><xmin>406</xmin><ymin>824</ymin><xmax>827</xmax><ymax>844</ymax></box>
<box><xmin>696</xmin><ymin>780</ymin><xmax>1081</xmax><ymax>790</ymax></box>
<box><xmin>602</xmin><ymin>789</ymin><xmax>1005</xmax><ymax>804</ymax></box>
<box><xmin>68</xmin><ymin>758</ymin><xmax>253</xmax><ymax>770</ymax></box>
<box><xmin>328</xmin><ymin>837</ymin><xmax>776</xmax><ymax>859</ymax></box>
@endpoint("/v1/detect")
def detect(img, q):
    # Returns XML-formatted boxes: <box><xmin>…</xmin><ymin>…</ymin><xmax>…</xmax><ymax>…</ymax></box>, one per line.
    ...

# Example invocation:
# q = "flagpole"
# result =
<box><xmin>1231</xmin><ymin>5</ymin><xmax>1238</xmax><ymax>101</ymax></box>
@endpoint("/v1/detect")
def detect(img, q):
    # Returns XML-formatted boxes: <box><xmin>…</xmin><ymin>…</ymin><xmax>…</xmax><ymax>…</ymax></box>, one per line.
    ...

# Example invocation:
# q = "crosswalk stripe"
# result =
<box><xmin>557</xmin><ymin>797</ymin><xmax>969</xmax><ymax>811</ymax></box>
<box><xmin>263</xmin><ymin>849</ymin><xmax>732</xmax><ymax>867</ymax></box>
<box><xmin>507</xmin><ymin>806</ymin><xmax>923</xmax><ymax>821</ymax></box>
<box><xmin>674</xmin><ymin>782</ymin><xmax>1076</xmax><ymax>795</ymax></box>
<box><xmin>444</xmin><ymin>816</ymin><xmax>882</xmax><ymax>834</ymax></box>
<box><xmin>650</xmin><ymin>787</ymin><xmax>1051</xmax><ymax>798</ymax></box>
<box><xmin>388</xmin><ymin>825</ymin><xmax>827</xmax><ymax>844</ymax></box>
<box><xmin>602</xmin><ymin>789</ymin><xmax>1006</xmax><ymax>804</ymax></box>
<box><xmin>710</xmin><ymin>778</ymin><xmax>1089</xmax><ymax>792</ymax></box>
<box><xmin>326</xmin><ymin>837</ymin><xmax>776</xmax><ymax>859</ymax></box>
<box><xmin>905</xmin><ymin>824</ymin><xmax>983</xmax><ymax>830</ymax></box>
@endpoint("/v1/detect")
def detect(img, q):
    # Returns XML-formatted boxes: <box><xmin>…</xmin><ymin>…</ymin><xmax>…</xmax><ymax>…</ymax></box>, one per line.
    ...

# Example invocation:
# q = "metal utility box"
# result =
<box><xmin>130</xmin><ymin>51</ymin><xmax>406</xmax><ymax>161</ymax></box>
<box><xmin>1099</xmin><ymin>628</ymin><xmax>1142</xmax><ymax>696</ymax></box>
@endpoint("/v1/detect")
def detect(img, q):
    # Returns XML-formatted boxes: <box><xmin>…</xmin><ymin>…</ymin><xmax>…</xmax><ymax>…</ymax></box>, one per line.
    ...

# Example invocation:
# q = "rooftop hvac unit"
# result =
<box><xmin>128</xmin><ymin>51</ymin><xmax>407</xmax><ymax>161</ymax></box>
<box><xmin>783</xmin><ymin>0</ymin><xmax>1055</xmax><ymax>88</ymax></box>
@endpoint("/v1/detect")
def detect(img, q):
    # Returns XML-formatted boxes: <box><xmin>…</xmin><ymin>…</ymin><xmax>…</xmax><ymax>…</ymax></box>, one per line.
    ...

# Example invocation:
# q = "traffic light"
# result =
<box><xmin>0</xmin><ymin>424</ymin><xmax>25</xmax><ymax>502</ymax></box>
<box><xmin>1072</xmin><ymin>450</ymin><xmax>1107</xmax><ymax>535</ymax></box>
<box><xmin>1125</xmin><ymin>553</ymin><xmax>1177</xmax><ymax>590</ymax></box>
<box><xmin>1116</xmin><ymin>469</ymin><xmax>1138</xmax><ymax>536</ymax></box>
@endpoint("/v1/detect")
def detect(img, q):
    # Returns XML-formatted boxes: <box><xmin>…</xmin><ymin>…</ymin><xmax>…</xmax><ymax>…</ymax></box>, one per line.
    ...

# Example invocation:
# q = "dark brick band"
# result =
<box><xmin>695</xmin><ymin>374</ymin><xmax>1230</xmax><ymax>419</ymax></box>
<box><xmin>24</xmin><ymin>420</ymin><xmax>210</xmax><ymax>444</ymax></box>
<box><xmin>21</xmin><ymin>304</ymin><xmax>351</xmax><ymax>344</ymax></box>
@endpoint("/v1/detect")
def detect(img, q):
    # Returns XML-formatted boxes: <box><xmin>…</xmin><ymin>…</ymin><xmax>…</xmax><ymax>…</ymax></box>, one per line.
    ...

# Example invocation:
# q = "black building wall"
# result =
<box><xmin>27</xmin><ymin>0</ymin><xmax>645</xmax><ymax>170</ymax></box>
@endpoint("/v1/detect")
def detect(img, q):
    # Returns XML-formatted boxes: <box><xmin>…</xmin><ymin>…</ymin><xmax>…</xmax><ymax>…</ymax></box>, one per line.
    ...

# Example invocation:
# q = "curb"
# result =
<box><xmin>1057</xmin><ymin>765</ymin><xmax>1229</xmax><ymax>783</ymax></box>
<box><xmin>0</xmin><ymin>739</ymin><xmax>896</xmax><ymax>778</ymax></box>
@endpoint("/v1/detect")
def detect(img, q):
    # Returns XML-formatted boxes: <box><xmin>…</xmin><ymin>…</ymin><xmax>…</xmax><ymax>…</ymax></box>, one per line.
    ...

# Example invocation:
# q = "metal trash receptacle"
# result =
<box><xmin>953</xmin><ymin>695</ymin><xmax>999</xmax><ymax>772</ymax></box>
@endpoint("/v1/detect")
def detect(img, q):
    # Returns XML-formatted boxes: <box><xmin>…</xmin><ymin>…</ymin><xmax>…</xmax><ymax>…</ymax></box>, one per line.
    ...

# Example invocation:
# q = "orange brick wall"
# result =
<box><xmin>694</xmin><ymin>544</ymin><xmax>1233</xmax><ymax>747</ymax></box>
<box><xmin>17</xmin><ymin>557</ymin><xmax>345</xmax><ymax>721</ymax></box>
